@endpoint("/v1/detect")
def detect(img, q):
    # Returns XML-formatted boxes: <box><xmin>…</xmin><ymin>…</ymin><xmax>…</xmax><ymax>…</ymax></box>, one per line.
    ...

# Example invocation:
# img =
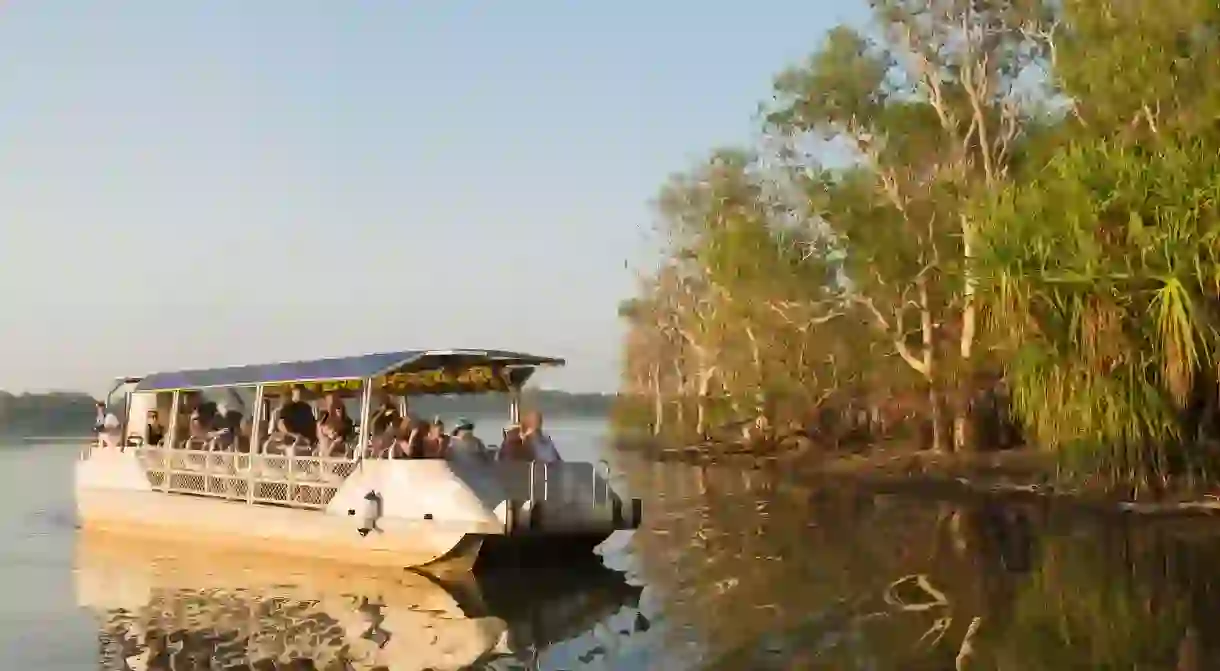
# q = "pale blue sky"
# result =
<box><xmin>0</xmin><ymin>2</ymin><xmax>864</xmax><ymax>395</ymax></box>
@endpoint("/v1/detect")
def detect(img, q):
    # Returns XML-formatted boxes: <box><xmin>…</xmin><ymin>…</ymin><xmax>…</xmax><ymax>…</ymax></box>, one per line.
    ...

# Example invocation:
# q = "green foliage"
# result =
<box><xmin>978</xmin><ymin>135</ymin><xmax>1220</xmax><ymax>482</ymax></box>
<box><xmin>620</xmin><ymin>0</ymin><xmax>1220</xmax><ymax>484</ymax></box>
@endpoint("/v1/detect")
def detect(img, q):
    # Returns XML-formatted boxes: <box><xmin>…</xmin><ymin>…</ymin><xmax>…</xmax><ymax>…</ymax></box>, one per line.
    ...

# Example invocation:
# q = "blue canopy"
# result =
<box><xmin>133</xmin><ymin>349</ymin><xmax>564</xmax><ymax>393</ymax></box>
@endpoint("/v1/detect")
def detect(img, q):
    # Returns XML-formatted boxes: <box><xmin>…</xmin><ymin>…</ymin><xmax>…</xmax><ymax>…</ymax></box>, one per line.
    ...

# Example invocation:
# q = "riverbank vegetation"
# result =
<box><xmin>0</xmin><ymin>391</ymin><xmax>97</xmax><ymax>437</ymax></box>
<box><xmin>615</xmin><ymin>0</ymin><xmax>1220</xmax><ymax>494</ymax></box>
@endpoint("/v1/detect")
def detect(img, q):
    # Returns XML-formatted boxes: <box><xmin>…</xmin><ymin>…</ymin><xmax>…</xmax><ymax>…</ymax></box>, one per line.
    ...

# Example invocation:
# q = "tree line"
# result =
<box><xmin>616</xmin><ymin>0</ymin><xmax>1220</xmax><ymax>487</ymax></box>
<box><xmin>0</xmin><ymin>389</ymin><xmax>615</xmax><ymax>439</ymax></box>
<box><xmin>0</xmin><ymin>391</ymin><xmax>98</xmax><ymax>437</ymax></box>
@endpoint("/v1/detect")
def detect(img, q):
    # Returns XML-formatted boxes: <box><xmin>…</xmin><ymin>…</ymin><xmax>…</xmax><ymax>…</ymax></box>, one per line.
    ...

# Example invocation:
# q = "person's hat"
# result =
<box><xmin>455</xmin><ymin>417</ymin><xmax>475</xmax><ymax>431</ymax></box>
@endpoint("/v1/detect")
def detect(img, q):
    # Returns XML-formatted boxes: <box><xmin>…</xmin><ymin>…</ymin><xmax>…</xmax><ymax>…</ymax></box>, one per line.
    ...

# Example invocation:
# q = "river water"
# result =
<box><xmin>4</xmin><ymin>418</ymin><xmax>1219</xmax><ymax>669</ymax></box>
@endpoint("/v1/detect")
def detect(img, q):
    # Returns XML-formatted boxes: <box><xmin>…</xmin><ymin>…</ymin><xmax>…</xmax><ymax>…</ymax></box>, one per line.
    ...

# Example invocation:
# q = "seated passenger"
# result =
<box><xmin>188</xmin><ymin>408</ymin><xmax>212</xmax><ymax>442</ymax></box>
<box><xmin>145</xmin><ymin>410</ymin><xmax>165</xmax><ymax>447</ymax></box>
<box><xmin>206</xmin><ymin>403</ymin><xmax>242</xmax><ymax>451</ymax></box>
<box><xmin>522</xmin><ymin>411</ymin><xmax>562</xmax><ymax>462</ymax></box>
<box><xmin>423</xmin><ymin>419</ymin><xmax>449</xmax><ymax>459</ymax></box>
<box><xmin>448</xmin><ymin>417</ymin><xmax>488</xmax><ymax>463</ymax></box>
<box><xmin>317</xmin><ymin>393</ymin><xmax>355</xmax><ymax>457</ymax></box>
<box><xmin>269</xmin><ymin>385</ymin><xmax>317</xmax><ymax>452</ymax></box>
<box><xmin>496</xmin><ymin>425</ymin><xmax>532</xmax><ymax>461</ymax></box>
<box><xmin>369</xmin><ymin>393</ymin><xmax>401</xmax><ymax>437</ymax></box>
<box><xmin>390</xmin><ymin>418</ymin><xmax>426</xmax><ymax>459</ymax></box>
<box><xmin>236</xmin><ymin>416</ymin><xmax>253</xmax><ymax>453</ymax></box>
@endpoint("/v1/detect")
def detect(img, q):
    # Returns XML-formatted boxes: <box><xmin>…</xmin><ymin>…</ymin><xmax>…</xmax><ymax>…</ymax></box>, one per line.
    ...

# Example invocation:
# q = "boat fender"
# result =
<box><xmin>357</xmin><ymin>490</ymin><xmax>382</xmax><ymax>537</ymax></box>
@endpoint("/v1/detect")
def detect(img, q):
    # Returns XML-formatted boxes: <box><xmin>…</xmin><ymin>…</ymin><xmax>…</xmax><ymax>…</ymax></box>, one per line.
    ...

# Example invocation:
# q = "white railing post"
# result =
<box><xmin>357</xmin><ymin>379</ymin><xmax>373</xmax><ymax>460</ymax></box>
<box><xmin>247</xmin><ymin>384</ymin><xmax>264</xmax><ymax>504</ymax></box>
<box><xmin>162</xmin><ymin>390</ymin><xmax>180</xmax><ymax>493</ymax></box>
<box><xmin>288</xmin><ymin>452</ymin><xmax>296</xmax><ymax>503</ymax></box>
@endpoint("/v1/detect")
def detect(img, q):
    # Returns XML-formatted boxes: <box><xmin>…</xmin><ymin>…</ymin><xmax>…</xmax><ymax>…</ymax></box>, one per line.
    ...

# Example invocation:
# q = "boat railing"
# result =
<box><xmin>135</xmin><ymin>447</ymin><xmax>359</xmax><ymax>510</ymax></box>
<box><xmin>491</xmin><ymin>461</ymin><xmax>616</xmax><ymax>507</ymax></box>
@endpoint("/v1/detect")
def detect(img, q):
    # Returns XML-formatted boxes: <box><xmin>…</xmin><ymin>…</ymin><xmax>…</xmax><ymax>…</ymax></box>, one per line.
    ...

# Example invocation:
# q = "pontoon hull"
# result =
<box><xmin>76</xmin><ymin>488</ymin><xmax>482</xmax><ymax>570</ymax></box>
<box><xmin>75</xmin><ymin>446</ymin><xmax>641</xmax><ymax>572</ymax></box>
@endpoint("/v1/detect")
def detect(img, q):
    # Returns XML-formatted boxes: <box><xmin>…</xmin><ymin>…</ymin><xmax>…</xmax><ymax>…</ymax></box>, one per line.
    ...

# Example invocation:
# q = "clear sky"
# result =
<box><xmin>0</xmin><ymin>1</ymin><xmax>865</xmax><ymax>396</ymax></box>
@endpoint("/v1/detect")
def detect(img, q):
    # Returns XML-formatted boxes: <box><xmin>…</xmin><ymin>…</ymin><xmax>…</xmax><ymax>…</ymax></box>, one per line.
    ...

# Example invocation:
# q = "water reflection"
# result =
<box><xmin>72</xmin><ymin>451</ymin><xmax>1220</xmax><ymax>670</ymax></box>
<box><xmin>610</xmin><ymin>454</ymin><xmax>1220</xmax><ymax>670</ymax></box>
<box><xmin>76</xmin><ymin>535</ymin><xmax>644</xmax><ymax>670</ymax></box>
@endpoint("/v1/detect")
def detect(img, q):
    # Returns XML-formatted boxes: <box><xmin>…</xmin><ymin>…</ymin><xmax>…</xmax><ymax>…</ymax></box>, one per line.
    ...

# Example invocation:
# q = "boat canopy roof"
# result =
<box><xmin>133</xmin><ymin>349</ymin><xmax>564</xmax><ymax>394</ymax></box>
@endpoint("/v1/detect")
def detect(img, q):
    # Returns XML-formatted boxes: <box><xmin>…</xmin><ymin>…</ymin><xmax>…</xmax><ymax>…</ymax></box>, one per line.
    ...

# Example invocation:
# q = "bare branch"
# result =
<box><xmin>853</xmin><ymin>293</ymin><xmax>930</xmax><ymax>377</ymax></box>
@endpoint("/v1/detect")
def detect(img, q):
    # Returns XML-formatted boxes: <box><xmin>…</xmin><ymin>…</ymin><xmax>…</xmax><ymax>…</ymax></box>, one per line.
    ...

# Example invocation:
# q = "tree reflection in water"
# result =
<box><xmin>611</xmin><ymin>452</ymin><xmax>1220</xmax><ymax>670</ymax></box>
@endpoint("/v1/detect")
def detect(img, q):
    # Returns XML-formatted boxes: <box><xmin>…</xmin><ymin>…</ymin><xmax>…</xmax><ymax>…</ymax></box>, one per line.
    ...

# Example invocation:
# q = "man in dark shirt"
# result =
<box><xmin>277</xmin><ymin>385</ymin><xmax>317</xmax><ymax>444</ymax></box>
<box><xmin>145</xmin><ymin>410</ymin><xmax>165</xmax><ymax>446</ymax></box>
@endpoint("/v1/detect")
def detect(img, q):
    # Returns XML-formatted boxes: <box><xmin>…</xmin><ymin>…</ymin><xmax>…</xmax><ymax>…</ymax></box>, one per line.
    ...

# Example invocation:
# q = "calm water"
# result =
<box><xmin>5</xmin><ymin>419</ymin><xmax>1220</xmax><ymax>669</ymax></box>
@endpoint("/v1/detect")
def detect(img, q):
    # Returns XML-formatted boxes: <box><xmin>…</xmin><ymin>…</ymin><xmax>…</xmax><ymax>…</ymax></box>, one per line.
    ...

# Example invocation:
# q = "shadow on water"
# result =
<box><xmin>608</xmin><ymin>452</ymin><xmax>1220</xmax><ymax>670</ymax></box>
<box><xmin>76</xmin><ymin>535</ymin><xmax>646</xmax><ymax>670</ymax></box>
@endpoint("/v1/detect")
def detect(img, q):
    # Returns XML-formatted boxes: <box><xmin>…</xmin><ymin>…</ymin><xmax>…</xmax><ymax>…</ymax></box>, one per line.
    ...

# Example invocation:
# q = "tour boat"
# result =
<box><xmin>74</xmin><ymin>348</ymin><xmax>643</xmax><ymax>573</ymax></box>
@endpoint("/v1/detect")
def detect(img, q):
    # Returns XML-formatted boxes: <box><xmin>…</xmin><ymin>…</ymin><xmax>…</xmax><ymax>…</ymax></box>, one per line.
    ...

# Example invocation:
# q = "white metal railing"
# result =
<box><xmin>135</xmin><ymin>447</ymin><xmax>358</xmax><ymax>510</ymax></box>
<box><xmin>491</xmin><ymin>461</ymin><xmax>613</xmax><ymax>506</ymax></box>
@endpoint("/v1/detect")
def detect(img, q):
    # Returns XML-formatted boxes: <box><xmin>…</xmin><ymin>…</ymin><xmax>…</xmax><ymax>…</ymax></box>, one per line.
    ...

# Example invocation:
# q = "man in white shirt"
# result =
<box><xmin>98</xmin><ymin>412</ymin><xmax>122</xmax><ymax>448</ymax></box>
<box><xmin>521</xmin><ymin>411</ymin><xmax>562</xmax><ymax>463</ymax></box>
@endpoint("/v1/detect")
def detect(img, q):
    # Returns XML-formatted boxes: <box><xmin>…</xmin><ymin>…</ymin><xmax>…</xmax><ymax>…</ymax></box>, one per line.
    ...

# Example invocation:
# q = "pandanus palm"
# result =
<box><xmin>977</xmin><ymin>136</ymin><xmax>1220</xmax><ymax>489</ymax></box>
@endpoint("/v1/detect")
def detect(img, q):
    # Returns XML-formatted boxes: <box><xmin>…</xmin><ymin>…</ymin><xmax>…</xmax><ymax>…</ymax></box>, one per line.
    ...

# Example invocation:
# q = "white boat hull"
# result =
<box><xmin>76</xmin><ymin>488</ymin><xmax>479</xmax><ymax>569</ymax></box>
<box><xmin>75</xmin><ymin>446</ymin><xmax>640</xmax><ymax>572</ymax></box>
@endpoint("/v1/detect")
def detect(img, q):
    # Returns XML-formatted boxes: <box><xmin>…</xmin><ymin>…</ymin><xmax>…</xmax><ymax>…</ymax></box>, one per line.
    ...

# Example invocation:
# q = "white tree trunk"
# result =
<box><xmin>954</xmin><ymin>217</ymin><xmax>978</xmax><ymax>453</ymax></box>
<box><xmin>650</xmin><ymin>361</ymin><xmax>664</xmax><ymax>436</ymax></box>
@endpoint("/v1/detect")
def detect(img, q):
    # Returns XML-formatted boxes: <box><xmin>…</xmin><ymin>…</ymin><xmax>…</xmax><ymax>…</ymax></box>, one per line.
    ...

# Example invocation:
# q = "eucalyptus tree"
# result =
<box><xmin>766</xmin><ymin>0</ymin><xmax>1052</xmax><ymax>451</ymax></box>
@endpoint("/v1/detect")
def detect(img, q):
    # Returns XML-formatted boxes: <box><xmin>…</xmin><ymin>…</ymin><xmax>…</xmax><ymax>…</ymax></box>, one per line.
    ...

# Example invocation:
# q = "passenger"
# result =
<box><xmin>521</xmin><ymin>410</ymin><xmax>562</xmax><ymax>462</ymax></box>
<box><xmin>236</xmin><ymin>416</ymin><xmax>254</xmax><ymax>453</ymax></box>
<box><xmin>98</xmin><ymin>411</ymin><xmax>122</xmax><ymax>448</ymax></box>
<box><xmin>273</xmin><ymin>385</ymin><xmax>317</xmax><ymax>451</ymax></box>
<box><xmin>424</xmin><ymin>420</ymin><xmax>449</xmax><ymax>459</ymax></box>
<box><xmin>369</xmin><ymin>393</ymin><xmax>401</xmax><ymax>436</ymax></box>
<box><xmin>93</xmin><ymin>401</ymin><xmax>106</xmax><ymax>436</ymax></box>
<box><xmin>497</xmin><ymin>424</ymin><xmax>532</xmax><ymax>461</ymax></box>
<box><xmin>317</xmin><ymin>393</ymin><xmax>355</xmax><ymax>457</ymax></box>
<box><xmin>448</xmin><ymin>417</ymin><xmax>488</xmax><ymax>463</ymax></box>
<box><xmin>145</xmin><ymin>410</ymin><xmax>165</xmax><ymax>447</ymax></box>
<box><xmin>391</xmin><ymin>418</ymin><xmax>427</xmax><ymax>459</ymax></box>
<box><xmin>207</xmin><ymin>403</ymin><xmax>242</xmax><ymax>451</ymax></box>
<box><xmin>188</xmin><ymin>406</ymin><xmax>212</xmax><ymax>441</ymax></box>
<box><xmin>177</xmin><ymin>395</ymin><xmax>200</xmax><ymax>439</ymax></box>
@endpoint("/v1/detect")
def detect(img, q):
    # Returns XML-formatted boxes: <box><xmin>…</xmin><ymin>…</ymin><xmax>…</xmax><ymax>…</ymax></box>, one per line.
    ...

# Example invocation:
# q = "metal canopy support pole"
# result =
<box><xmin>247</xmin><ymin>384</ymin><xmax>264</xmax><ymax>503</ymax></box>
<box><xmin>119</xmin><ymin>388</ymin><xmax>133</xmax><ymax>450</ymax></box>
<box><xmin>509</xmin><ymin>385</ymin><xmax>521</xmax><ymax>425</ymax></box>
<box><xmin>357</xmin><ymin>378</ymin><xmax>373</xmax><ymax>459</ymax></box>
<box><xmin>163</xmin><ymin>390</ymin><xmax>180</xmax><ymax>493</ymax></box>
<box><xmin>250</xmin><ymin>384</ymin><xmax>265</xmax><ymax>454</ymax></box>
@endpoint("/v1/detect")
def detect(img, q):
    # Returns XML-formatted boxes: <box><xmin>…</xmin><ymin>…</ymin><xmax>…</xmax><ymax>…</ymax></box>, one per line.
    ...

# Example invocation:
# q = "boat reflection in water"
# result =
<box><xmin>76</xmin><ymin>533</ymin><xmax>645</xmax><ymax>670</ymax></box>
